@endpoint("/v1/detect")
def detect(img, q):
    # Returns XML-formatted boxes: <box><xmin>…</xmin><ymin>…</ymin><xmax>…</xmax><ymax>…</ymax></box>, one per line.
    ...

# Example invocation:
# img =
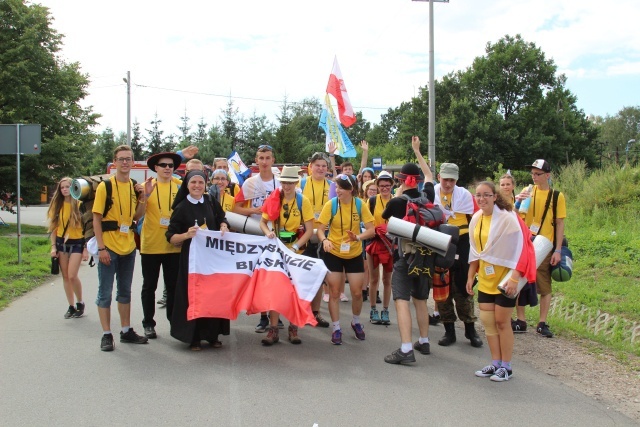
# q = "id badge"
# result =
<box><xmin>484</xmin><ymin>264</ymin><xmax>496</xmax><ymax>278</ymax></box>
<box><xmin>119</xmin><ymin>224</ymin><xmax>130</xmax><ymax>234</ymax></box>
<box><xmin>529</xmin><ymin>222</ymin><xmax>541</xmax><ymax>234</ymax></box>
<box><xmin>159</xmin><ymin>217</ymin><xmax>170</xmax><ymax>229</ymax></box>
<box><xmin>340</xmin><ymin>242</ymin><xmax>350</xmax><ymax>253</ymax></box>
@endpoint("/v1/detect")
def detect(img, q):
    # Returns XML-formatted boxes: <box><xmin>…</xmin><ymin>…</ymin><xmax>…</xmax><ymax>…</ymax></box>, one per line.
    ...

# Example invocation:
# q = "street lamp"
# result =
<box><xmin>123</xmin><ymin>71</ymin><xmax>131</xmax><ymax>146</ymax></box>
<box><xmin>412</xmin><ymin>0</ymin><xmax>449</xmax><ymax>177</ymax></box>
<box><xmin>626</xmin><ymin>139</ymin><xmax>636</xmax><ymax>164</ymax></box>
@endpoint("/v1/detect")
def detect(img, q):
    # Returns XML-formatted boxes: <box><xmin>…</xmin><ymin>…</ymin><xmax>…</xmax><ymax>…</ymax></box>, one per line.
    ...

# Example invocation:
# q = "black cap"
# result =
<box><xmin>529</xmin><ymin>159</ymin><xmax>551</xmax><ymax>173</ymax></box>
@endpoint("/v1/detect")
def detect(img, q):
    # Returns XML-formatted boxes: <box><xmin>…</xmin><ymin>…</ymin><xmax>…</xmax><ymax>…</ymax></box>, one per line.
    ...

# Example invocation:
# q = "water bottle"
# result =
<box><xmin>519</xmin><ymin>185</ymin><xmax>533</xmax><ymax>214</ymax></box>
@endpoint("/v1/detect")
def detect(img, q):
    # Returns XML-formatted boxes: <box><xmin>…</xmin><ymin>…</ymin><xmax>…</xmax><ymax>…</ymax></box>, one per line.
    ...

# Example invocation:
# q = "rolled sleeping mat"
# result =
<box><xmin>224</xmin><ymin>212</ymin><xmax>265</xmax><ymax>236</ymax></box>
<box><xmin>551</xmin><ymin>245</ymin><xmax>573</xmax><ymax>282</ymax></box>
<box><xmin>387</xmin><ymin>216</ymin><xmax>452</xmax><ymax>257</ymax></box>
<box><xmin>498</xmin><ymin>234</ymin><xmax>553</xmax><ymax>299</ymax></box>
<box><xmin>70</xmin><ymin>174</ymin><xmax>113</xmax><ymax>201</ymax></box>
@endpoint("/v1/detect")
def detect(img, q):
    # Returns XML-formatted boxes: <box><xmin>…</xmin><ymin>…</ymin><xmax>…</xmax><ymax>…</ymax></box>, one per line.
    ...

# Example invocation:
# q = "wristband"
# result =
<box><xmin>98</xmin><ymin>247</ymin><xmax>106</xmax><ymax>252</ymax></box>
<box><xmin>356</xmin><ymin>235</ymin><xmax>361</xmax><ymax>242</ymax></box>
<box><xmin>554</xmin><ymin>249</ymin><xmax>561</xmax><ymax>253</ymax></box>
<box><xmin>328</xmin><ymin>154</ymin><xmax>335</xmax><ymax>157</ymax></box>
<box><xmin>145</xmin><ymin>193</ymin><xmax>151</xmax><ymax>198</ymax></box>
<box><xmin>509</xmin><ymin>277</ymin><xmax>520</xmax><ymax>283</ymax></box>
<box><xmin>292</xmin><ymin>243</ymin><xmax>299</xmax><ymax>251</ymax></box>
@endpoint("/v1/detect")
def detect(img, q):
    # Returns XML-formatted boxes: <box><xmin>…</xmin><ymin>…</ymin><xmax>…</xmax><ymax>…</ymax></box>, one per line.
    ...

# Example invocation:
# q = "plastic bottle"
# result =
<box><xmin>519</xmin><ymin>185</ymin><xmax>533</xmax><ymax>214</ymax></box>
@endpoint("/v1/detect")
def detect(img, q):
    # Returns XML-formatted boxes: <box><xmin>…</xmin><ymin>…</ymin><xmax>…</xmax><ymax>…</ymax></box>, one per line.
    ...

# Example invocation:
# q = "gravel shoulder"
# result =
<box><xmin>513</xmin><ymin>328</ymin><xmax>640</xmax><ymax>422</ymax></box>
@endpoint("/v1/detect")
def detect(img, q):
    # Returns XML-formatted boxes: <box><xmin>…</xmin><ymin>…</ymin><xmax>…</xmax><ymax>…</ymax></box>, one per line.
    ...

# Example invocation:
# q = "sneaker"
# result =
<box><xmin>537</xmin><ymin>322</ymin><xmax>554</xmax><ymax>338</ymax></box>
<box><xmin>351</xmin><ymin>322</ymin><xmax>365</xmax><ymax>341</ymax></box>
<box><xmin>322</xmin><ymin>293</ymin><xmax>329</xmax><ymax>303</ymax></box>
<box><xmin>340</xmin><ymin>293</ymin><xmax>349</xmax><ymax>302</ymax></box>
<box><xmin>376</xmin><ymin>292</ymin><xmax>382</xmax><ymax>304</ymax></box>
<box><xmin>64</xmin><ymin>305</ymin><xmax>76</xmax><ymax>319</ymax></box>
<box><xmin>261</xmin><ymin>326</ymin><xmax>279</xmax><ymax>346</ymax></box>
<box><xmin>370</xmin><ymin>308</ymin><xmax>381</xmax><ymax>324</ymax></box>
<box><xmin>144</xmin><ymin>326</ymin><xmax>157</xmax><ymax>339</ymax></box>
<box><xmin>475</xmin><ymin>365</ymin><xmax>498</xmax><ymax>378</ymax></box>
<box><xmin>429</xmin><ymin>314</ymin><xmax>441</xmax><ymax>325</ymax></box>
<box><xmin>255</xmin><ymin>316</ymin><xmax>269</xmax><ymax>333</ymax></box>
<box><xmin>512</xmin><ymin>319</ymin><xmax>527</xmax><ymax>333</ymax></box>
<box><xmin>380</xmin><ymin>309</ymin><xmax>390</xmax><ymax>325</ymax></box>
<box><xmin>100</xmin><ymin>333</ymin><xmax>115</xmax><ymax>352</ymax></box>
<box><xmin>288</xmin><ymin>325</ymin><xmax>301</xmax><ymax>344</ymax></box>
<box><xmin>413</xmin><ymin>341</ymin><xmax>431</xmax><ymax>355</ymax></box>
<box><xmin>72</xmin><ymin>302</ymin><xmax>85</xmax><ymax>318</ymax></box>
<box><xmin>120</xmin><ymin>328</ymin><xmax>149</xmax><ymax>344</ymax></box>
<box><xmin>384</xmin><ymin>348</ymin><xmax>416</xmax><ymax>365</ymax></box>
<box><xmin>362</xmin><ymin>289</ymin><xmax>369</xmax><ymax>302</ymax></box>
<box><xmin>157</xmin><ymin>297</ymin><xmax>166</xmax><ymax>307</ymax></box>
<box><xmin>315</xmin><ymin>313</ymin><xmax>330</xmax><ymax>328</ymax></box>
<box><xmin>490</xmin><ymin>367</ymin><xmax>513</xmax><ymax>382</ymax></box>
<box><xmin>331</xmin><ymin>329</ymin><xmax>343</xmax><ymax>345</ymax></box>
<box><xmin>277</xmin><ymin>319</ymin><xmax>285</xmax><ymax>329</ymax></box>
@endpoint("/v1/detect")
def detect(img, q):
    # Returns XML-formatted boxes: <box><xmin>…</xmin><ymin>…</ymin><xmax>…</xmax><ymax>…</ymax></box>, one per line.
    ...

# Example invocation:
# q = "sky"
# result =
<box><xmin>37</xmin><ymin>0</ymin><xmax>640</xmax><ymax>137</ymax></box>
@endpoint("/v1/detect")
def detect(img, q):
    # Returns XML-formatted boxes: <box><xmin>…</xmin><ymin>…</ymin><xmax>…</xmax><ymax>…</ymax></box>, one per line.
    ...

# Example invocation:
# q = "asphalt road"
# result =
<box><xmin>0</xmin><ymin>206</ymin><xmax>636</xmax><ymax>426</ymax></box>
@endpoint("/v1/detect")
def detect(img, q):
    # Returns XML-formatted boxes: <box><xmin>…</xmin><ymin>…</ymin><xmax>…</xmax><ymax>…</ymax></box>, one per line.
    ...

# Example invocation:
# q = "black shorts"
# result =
<box><xmin>477</xmin><ymin>290</ymin><xmax>516</xmax><ymax>308</ymax></box>
<box><xmin>55</xmin><ymin>237</ymin><xmax>84</xmax><ymax>254</ymax></box>
<box><xmin>391</xmin><ymin>257</ymin><xmax>430</xmax><ymax>301</ymax></box>
<box><xmin>322</xmin><ymin>251</ymin><xmax>364</xmax><ymax>274</ymax></box>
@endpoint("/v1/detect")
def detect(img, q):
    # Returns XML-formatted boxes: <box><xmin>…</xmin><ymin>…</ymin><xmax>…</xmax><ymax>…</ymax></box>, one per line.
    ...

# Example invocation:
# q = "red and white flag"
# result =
<box><xmin>326</xmin><ymin>56</ymin><xmax>356</xmax><ymax>128</ymax></box>
<box><xmin>187</xmin><ymin>230</ymin><xmax>327</xmax><ymax>327</ymax></box>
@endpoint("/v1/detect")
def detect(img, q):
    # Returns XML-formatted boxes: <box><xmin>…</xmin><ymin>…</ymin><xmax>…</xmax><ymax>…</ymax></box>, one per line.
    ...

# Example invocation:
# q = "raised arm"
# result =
<box><xmin>411</xmin><ymin>136</ymin><xmax>433</xmax><ymax>183</ymax></box>
<box><xmin>359</xmin><ymin>140</ymin><xmax>369</xmax><ymax>172</ymax></box>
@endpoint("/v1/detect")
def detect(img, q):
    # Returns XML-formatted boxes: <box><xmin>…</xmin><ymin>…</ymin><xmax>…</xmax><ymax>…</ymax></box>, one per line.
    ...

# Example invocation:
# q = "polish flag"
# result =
<box><xmin>187</xmin><ymin>230</ymin><xmax>327</xmax><ymax>326</ymax></box>
<box><xmin>326</xmin><ymin>57</ymin><xmax>356</xmax><ymax>128</ymax></box>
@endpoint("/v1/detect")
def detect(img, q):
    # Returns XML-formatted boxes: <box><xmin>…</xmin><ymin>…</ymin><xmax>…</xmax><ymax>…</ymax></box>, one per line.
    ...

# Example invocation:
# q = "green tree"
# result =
<box><xmin>0</xmin><ymin>0</ymin><xmax>98</xmax><ymax>200</ymax></box>
<box><xmin>130</xmin><ymin>120</ymin><xmax>145</xmax><ymax>160</ymax></box>
<box><xmin>145</xmin><ymin>113</ymin><xmax>164</xmax><ymax>155</ymax></box>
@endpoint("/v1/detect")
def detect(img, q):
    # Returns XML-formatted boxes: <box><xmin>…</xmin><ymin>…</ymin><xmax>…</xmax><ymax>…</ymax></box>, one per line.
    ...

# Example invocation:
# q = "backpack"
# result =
<box><xmin>300</xmin><ymin>177</ymin><xmax>331</xmax><ymax>193</ymax></box>
<box><xmin>328</xmin><ymin>196</ymin><xmax>363</xmax><ymax>227</ymax></box>
<box><xmin>80</xmin><ymin>178</ymin><xmax>138</xmax><ymax>240</ymax></box>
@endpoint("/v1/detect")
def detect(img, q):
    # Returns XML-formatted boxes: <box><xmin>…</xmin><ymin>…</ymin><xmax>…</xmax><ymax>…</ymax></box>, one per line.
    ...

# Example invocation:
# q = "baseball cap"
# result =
<box><xmin>529</xmin><ymin>159</ymin><xmax>551</xmax><ymax>173</ymax></box>
<box><xmin>439</xmin><ymin>163</ymin><xmax>459</xmax><ymax>180</ymax></box>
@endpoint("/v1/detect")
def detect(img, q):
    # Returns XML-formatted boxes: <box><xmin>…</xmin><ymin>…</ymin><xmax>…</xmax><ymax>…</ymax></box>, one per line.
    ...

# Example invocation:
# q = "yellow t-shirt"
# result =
<box><xmin>92</xmin><ymin>176</ymin><xmax>137</xmax><ymax>255</ymax></box>
<box><xmin>441</xmin><ymin>191</ymin><xmax>471</xmax><ymax>236</ymax></box>
<box><xmin>369</xmin><ymin>194</ymin><xmax>391</xmax><ymax>227</ymax></box>
<box><xmin>318</xmin><ymin>198</ymin><xmax>374</xmax><ymax>259</ymax></box>
<box><xmin>523</xmin><ymin>187</ymin><xmax>567</xmax><ymax>242</ymax></box>
<box><xmin>141</xmin><ymin>179</ymin><xmax>181</xmax><ymax>255</ymax></box>
<box><xmin>220</xmin><ymin>192</ymin><xmax>236</xmax><ymax>213</ymax></box>
<box><xmin>473</xmin><ymin>214</ymin><xmax>509</xmax><ymax>295</ymax></box>
<box><xmin>300</xmin><ymin>177</ymin><xmax>330</xmax><ymax>225</ymax></box>
<box><xmin>56</xmin><ymin>201</ymin><xmax>84</xmax><ymax>239</ymax></box>
<box><xmin>262</xmin><ymin>195</ymin><xmax>314</xmax><ymax>254</ymax></box>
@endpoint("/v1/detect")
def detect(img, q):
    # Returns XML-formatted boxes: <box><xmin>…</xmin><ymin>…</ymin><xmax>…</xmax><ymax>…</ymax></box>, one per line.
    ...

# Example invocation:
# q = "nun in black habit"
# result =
<box><xmin>166</xmin><ymin>170</ymin><xmax>231</xmax><ymax>350</ymax></box>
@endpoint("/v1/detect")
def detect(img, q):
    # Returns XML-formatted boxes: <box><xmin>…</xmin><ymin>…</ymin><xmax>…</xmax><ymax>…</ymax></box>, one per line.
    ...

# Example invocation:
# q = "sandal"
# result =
<box><xmin>190</xmin><ymin>341</ymin><xmax>202</xmax><ymax>351</ymax></box>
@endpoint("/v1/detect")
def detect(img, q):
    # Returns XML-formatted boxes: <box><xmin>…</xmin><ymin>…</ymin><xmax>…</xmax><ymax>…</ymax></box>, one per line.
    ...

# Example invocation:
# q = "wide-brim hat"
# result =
<box><xmin>528</xmin><ymin>159</ymin><xmax>551</xmax><ymax>173</ymax></box>
<box><xmin>147</xmin><ymin>152</ymin><xmax>182</xmax><ymax>171</ymax></box>
<box><xmin>277</xmin><ymin>165</ymin><xmax>301</xmax><ymax>182</ymax></box>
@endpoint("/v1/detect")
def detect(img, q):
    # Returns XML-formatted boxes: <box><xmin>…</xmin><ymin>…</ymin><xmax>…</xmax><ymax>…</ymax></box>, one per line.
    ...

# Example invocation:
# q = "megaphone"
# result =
<box><xmin>70</xmin><ymin>175</ymin><xmax>113</xmax><ymax>201</ymax></box>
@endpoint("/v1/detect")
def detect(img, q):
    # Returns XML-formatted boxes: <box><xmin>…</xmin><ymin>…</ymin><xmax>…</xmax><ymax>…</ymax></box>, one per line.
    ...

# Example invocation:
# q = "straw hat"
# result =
<box><xmin>276</xmin><ymin>166</ymin><xmax>301</xmax><ymax>182</ymax></box>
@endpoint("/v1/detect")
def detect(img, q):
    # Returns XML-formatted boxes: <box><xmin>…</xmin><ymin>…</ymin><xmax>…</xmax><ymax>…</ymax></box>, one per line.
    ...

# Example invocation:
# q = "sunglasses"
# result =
<box><xmin>157</xmin><ymin>163</ymin><xmax>174</xmax><ymax>168</ymax></box>
<box><xmin>258</xmin><ymin>145</ymin><xmax>273</xmax><ymax>151</ymax></box>
<box><xmin>335</xmin><ymin>174</ymin><xmax>354</xmax><ymax>188</ymax></box>
<box><xmin>531</xmin><ymin>172</ymin><xmax>546</xmax><ymax>176</ymax></box>
<box><xmin>283</xmin><ymin>203</ymin><xmax>290</xmax><ymax>219</ymax></box>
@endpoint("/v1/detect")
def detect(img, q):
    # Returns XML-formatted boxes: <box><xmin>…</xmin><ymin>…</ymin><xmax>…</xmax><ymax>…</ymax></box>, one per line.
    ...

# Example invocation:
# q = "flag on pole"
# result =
<box><xmin>319</xmin><ymin>94</ymin><xmax>357</xmax><ymax>158</ymax></box>
<box><xmin>227</xmin><ymin>151</ymin><xmax>251</xmax><ymax>185</ymax></box>
<box><xmin>326</xmin><ymin>56</ymin><xmax>356</xmax><ymax>128</ymax></box>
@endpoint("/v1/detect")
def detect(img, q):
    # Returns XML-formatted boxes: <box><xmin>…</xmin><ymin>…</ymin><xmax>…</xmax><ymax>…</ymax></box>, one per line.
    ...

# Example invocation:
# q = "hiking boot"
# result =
<box><xmin>277</xmin><ymin>319</ymin><xmax>285</xmax><ymax>329</ymax></box>
<box><xmin>288</xmin><ymin>325</ymin><xmax>301</xmax><ymax>344</ymax></box>
<box><xmin>464</xmin><ymin>322</ymin><xmax>483</xmax><ymax>348</ymax></box>
<box><xmin>315</xmin><ymin>313</ymin><xmax>329</xmax><ymax>328</ymax></box>
<box><xmin>144</xmin><ymin>326</ymin><xmax>157</xmax><ymax>339</ymax></box>
<box><xmin>157</xmin><ymin>297</ymin><xmax>166</xmax><ymax>307</ymax></box>
<box><xmin>490</xmin><ymin>367</ymin><xmax>513</xmax><ymax>382</ymax></box>
<box><xmin>438</xmin><ymin>323</ymin><xmax>456</xmax><ymax>346</ymax></box>
<box><xmin>331</xmin><ymin>329</ymin><xmax>343</xmax><ymax>345</ymax></box>
<box><xmin>255</xmin><ymin>315</ymin><xmax>269</xmax><ymax>333</ymax></box>
<box><xmin>475</xmin><ymin>364</ymin><xmax>497</xmax><ymax>378</ymax></box>
<box><xmin>413</xmin><ymin>341</ymin><xmax>431</xmax><ymax>355</ymax></box>
<box><xmin>384</xmin><ymin>348</ymin><xmax>416</xmax><ymax>365</ymax></box>
<box><xmin>340</xmin><ymin>293</ymin><xmax>349</xmax><ymax>302</ymax></box>
<box><xmin>512</xmin><ymin>319</ymin><xmax>527</xmax><ymax>333</ymax></box>
<box><xmin>380</xmin><ymin>309</ymin><xmax>390</xmax><ymax>325</ymax></box>
<box><xmin>120</xmin><ymin>328</ymin><xmax>149</xmax><ymax>344</ymax></box>
<box><xmin>537</xmin><ymin>322</ymin><xmax>554</xmax><ymax>338</ymax></box>
<box><xmin>351</xmin><ymin>322</ymin><xmax>365</xmax><ymax>341</ymax></box>
<box><xmin>64</xmin><ymin>305</ymin><xmax>77</xmax><ymax>319</ymax></box>
<box><xmin>100</xmin><ymin>333</ymin><xmax>115</xmax><ymax>352</ymax></box>
<box><xmin>370</xmin><ymin>307</ymin><xmax>381</xmax><ymax>324</ymax></box>
<box><xmin>429</xmin><ymin>314</ymin><xmax>441</xmax><ymax>326</ymax></box>
<box><xmin>261</xmin><ymin>326</ymin><xmax>279</xmax><ymax>346</ymax></box>
<box><xmin>72</xmin><ymin>302</ymin><xmax>85</xmax><ymax>318</ymax></box>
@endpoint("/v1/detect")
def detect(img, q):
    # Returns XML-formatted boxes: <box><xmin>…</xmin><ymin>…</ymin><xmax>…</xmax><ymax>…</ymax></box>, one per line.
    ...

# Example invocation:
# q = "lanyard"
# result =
<box><xmin>338</xmin><ymin>199</ymin><xmax>354</xmax><ymax>238</ymax></box>
<box><xmin>155</xmin><ymin>181</ymin><xmax>174</xmax><ymax>215</ymax></box>
<box><xmin>311</xmin><ymin>179</ymin><xmax>326</xmax><ymax>208</ymax></box>
<box><xmin>114</xmin><ymin>179</ymin><xmax>133</xmax><ymax>219</ymax></box>
<box><xmin>479</xmin><ymin>215</ymin><xmax>485</xmax><ymax>251</ymax></box>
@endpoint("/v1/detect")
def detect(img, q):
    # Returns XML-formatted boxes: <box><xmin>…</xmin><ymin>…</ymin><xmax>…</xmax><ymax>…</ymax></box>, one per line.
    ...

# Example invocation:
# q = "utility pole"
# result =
<box><xmin>123</xmin><ymin>71</ymin><xmax>131</xmax><ymax>146</ymax></box>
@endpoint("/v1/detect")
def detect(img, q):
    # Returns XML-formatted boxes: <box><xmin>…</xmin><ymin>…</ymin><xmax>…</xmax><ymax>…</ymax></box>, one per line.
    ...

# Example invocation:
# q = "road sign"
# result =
<box><xmin>372</xmin><ymin>157</ymin><xmax>383</xmax><ymax>171</ymax></box>
<box><xmin>0</xmin><ymin>124</ymin><xmax>41</xmax><ymax>155</ymax></box>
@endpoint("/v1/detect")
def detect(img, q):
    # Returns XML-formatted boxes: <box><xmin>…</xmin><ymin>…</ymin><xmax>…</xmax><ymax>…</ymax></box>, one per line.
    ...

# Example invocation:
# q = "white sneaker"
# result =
<box><xmin>475</xmin><ymin>365</ymin><xmax>497</xmax><ymax>377</ymax></box>
<box><xmin>340</xmin><ymin>293</ymin><xmax>349</xmax><ymax>302</ymax></box>
<box><xmin>490</xmin><ymin>367</ymin><xmax>513</xmax><ymax>382</ymax></box>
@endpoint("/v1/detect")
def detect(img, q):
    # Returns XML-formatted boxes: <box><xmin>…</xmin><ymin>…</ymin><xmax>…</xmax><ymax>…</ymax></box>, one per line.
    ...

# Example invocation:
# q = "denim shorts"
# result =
<box><xmin>55</xmin><ymin>237</ymin><xmax>84</xmax><ymax>254</ymax></box>
<box><xmin>96</xmin><ymin>249</ymin><xmax>136</xmax><ymax>308</ymax></box>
